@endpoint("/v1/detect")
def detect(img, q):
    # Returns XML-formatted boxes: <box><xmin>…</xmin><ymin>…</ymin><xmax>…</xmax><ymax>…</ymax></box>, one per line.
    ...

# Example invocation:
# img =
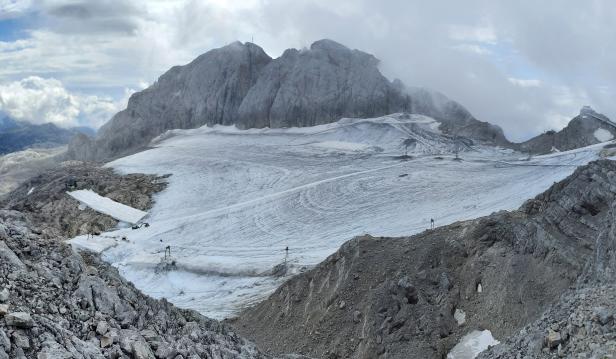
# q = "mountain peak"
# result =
<box><xmin>578</xmin><ymin>105</ymin><xmax>614</xmax><ymax>125</ymax></box>
<box><xmin>69</xmin><ymin>39</ymin><xmax>506</xmax><ymax>160</ymax></box>
<box><xmin>580</xmin><ymin>105</ymin><xmax>597</xmax><ymax>116</ymax></box>
<box><xmin>310</xmin><ymin>39</ymin><xmax>350</xmax><ymax>52</ymax></box>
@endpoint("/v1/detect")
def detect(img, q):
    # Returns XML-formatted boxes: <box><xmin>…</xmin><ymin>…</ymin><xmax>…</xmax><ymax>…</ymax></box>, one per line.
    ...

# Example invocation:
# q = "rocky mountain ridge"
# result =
<box><xmin>67</xmin><ymin>39</ymin><xmax>508</xmax><ymax>161</ymax></box>
<box><xmin>520</xmin><ymin>106</ymin><xmax>616</xmax><ymax>154</ymax></box>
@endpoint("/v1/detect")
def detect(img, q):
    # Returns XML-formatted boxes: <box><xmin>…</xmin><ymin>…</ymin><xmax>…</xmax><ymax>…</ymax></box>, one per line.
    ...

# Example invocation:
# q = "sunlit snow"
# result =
<box><xmin>70</xmin><ymin>114</ymin><xmax>609</xmax><ymax>319</ymax></box>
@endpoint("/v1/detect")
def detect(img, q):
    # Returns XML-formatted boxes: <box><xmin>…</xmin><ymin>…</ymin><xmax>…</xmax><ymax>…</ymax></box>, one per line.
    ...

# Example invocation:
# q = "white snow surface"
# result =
<box><xmin>67</xmin><ymin>190</ymin><xmax>148</xmax><ymax>224</ymax></box>
<box><xmin>447</xmin><ymin>330</ymin><xmax>500</xmax><ymax>359</ymax></box>
<box><xmin>70</xmin><ymin>114</ymin><xmax>609</xmax><ymax>319</ymax></box>
<box><xmin>594</xmin><ymin>128</ymin><xmax>614</xmax><ymax>142</ymax></box>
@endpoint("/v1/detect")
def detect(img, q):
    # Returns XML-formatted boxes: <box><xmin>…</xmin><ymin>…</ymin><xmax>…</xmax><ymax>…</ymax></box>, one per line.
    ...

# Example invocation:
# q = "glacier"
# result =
<box><xmin>70</xmin><ymin>114</ymin><xmax>608</xmax><ymax>320</ymax></box>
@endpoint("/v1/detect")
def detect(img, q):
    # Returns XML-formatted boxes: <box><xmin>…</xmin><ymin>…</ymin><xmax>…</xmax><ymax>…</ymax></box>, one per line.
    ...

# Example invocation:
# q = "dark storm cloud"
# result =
<box><xmin>43</xmin><ymin>0</ymin><xmax>141</xmax><ymax>34</ymax></box>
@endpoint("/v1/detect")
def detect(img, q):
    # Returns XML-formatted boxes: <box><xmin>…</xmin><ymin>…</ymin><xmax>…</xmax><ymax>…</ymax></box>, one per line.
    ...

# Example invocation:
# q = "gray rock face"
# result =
<box><xmin>70</xmin><ymin>41</ymin><xmax>272</xmax><ymax>161</ymax></box>
<box><xmin>478</xmin><ymin>285</ymin><xmax>616</xmax><ymax>359</ymax></box>
<box><xmin>237</xmin><ymin>39</ymin><xmax>408</xmax><ymax>129</ymax></box>
<box><xmin>0</xmin><ymin>210</ymin><xmax>268</xmax><ymax>359</ymax></box>
<box><xmin>231</xmin><ymin>159</ymin><xmax>616</xmax><ymax>359</ymax></box>
<box><xmin>68</xmin><ymin>39</ymin><xmax>507</xmax><ymax>161</ymax></box>
<box><xmin>520</xmin><ymin>106</ymin><xmax>616</xmax><ymax>154</ymax></box>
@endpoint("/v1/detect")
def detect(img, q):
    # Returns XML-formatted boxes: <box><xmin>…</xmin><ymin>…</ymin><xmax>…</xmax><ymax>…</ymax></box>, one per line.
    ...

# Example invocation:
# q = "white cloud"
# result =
<box><xmin>1</xmin><ymin>0</ymin><xmax>616</xmax><ymax>140</ymax></box>
<box><xmin>0</xmin><ymin>0</ymin><xmax>32</xmax><ymax>19</ymax></box>
<box><xmin>508</xmin><ymin>78</ymin><xmax>542</xmax><ymax>87</ymax></box>
<box><xmin>449</xmin><ymin>25</ymin><xmax>497</xmax><ymax>44</ymax></box>
<box><xmin>0</xmin><ymin>76</ymin><xmax>123</xmax><ymax>128</ymax></box>
<box><xmin>453</xmin><ymin>44</ymin><xmax>492</xmax><ymax>55</ymax></box>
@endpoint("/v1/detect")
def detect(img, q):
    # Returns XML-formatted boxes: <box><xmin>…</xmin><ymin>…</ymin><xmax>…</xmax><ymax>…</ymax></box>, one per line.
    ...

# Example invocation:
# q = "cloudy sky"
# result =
<box><xmin>0</xmin><ymin>0</ymin><xmax>614</xmax><ymax>141</ymax></box>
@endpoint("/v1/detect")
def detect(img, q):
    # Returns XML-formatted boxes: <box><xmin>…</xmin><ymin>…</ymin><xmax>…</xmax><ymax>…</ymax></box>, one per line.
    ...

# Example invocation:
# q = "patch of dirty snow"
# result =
<box><xmin>454</xmin><ymin>308</ymin><xmax>466</xmax><ymax>325</ymax></box>
<box><xmin>447</xmin><ymin>330</ymin><xmax>499</xmax><ymax>359</ymax></box>
<box><xmin>594</xmin><ymin>128</ymin><xmax>614</xmax><ymax>142</ymax></box>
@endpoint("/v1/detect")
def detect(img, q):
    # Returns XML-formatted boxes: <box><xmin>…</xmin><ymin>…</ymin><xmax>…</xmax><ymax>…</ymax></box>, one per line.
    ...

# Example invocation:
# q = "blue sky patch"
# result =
<box><xmin>0</xmin><ymin>15</ymin><xmax>35</xmax><ymax>42</ymax></box>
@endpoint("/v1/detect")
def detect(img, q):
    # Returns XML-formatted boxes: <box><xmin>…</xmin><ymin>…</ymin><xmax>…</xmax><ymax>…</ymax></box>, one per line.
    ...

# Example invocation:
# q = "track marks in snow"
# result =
<box><xmin>71</xmin><ymin>120</ymin><xmax>609</xmax><ymax>319</ymax></box>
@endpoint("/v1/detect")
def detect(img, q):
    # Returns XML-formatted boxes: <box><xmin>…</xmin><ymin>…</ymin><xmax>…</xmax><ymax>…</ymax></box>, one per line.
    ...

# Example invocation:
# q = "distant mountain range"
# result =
<box><xmin>0</xmin><ymin>117</ymin><xmax>95</xmax><ymax>156</ymax></box>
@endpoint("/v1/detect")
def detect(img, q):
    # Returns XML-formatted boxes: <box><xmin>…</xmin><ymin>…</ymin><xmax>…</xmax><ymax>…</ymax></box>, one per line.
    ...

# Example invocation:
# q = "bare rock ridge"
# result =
<box><xmin>67</xmin><ymin>39</ymin><xmax>508</xmax><ymax>161</ymax></box>
<box><xmin>0</xmin><ymin>210</ymin><xmax>268</xmax><ymax>359</ymax></box>
<box><xmin>519</xmin><ymin>106</ymin><xmax>616</xmax><ymax>154</ymax></box>
<box><xmin>230</xmin><ymin>159</ymin><xmax>616</xmax><ymax>358</ymax></box>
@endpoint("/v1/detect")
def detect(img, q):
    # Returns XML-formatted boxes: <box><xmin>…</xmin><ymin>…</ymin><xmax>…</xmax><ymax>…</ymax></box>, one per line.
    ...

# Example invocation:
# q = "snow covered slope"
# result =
<box><xmin>70</xmin><ymin>114</ymin><xmax>610</xmax><ymax>319</ymax></box>
<box><xmin>67</xmin><ymin>189</ymin><xmax>148</xmax><ymax>224</ymax></box>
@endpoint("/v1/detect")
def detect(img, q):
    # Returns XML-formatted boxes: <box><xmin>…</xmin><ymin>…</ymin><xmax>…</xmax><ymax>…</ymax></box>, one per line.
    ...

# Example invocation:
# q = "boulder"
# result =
<box><xmin>37</xmin><ymin>340</ymin><xmax>74</xmax><ymax>359</ymax></box>
<box><xmin>0</xmin><ymin>241</ymin><xmax>25</xmax><ymax>269</ymax></box>
<box><xmin>0</xmin><ymin>329</ymin><xmax>9</xmax><ymax>349</ymax></box>
<box><xmin>132</xmin><ymin>340</ymin><xmax>155</xmax><ymax>359</ymax></box>
<box><xmin>95</xmin><ymin>320</ymin><xmax>109</xmax><ymax>335</ymax></box>
<box><xmin>5</xmin><ymin>312</ymin><xmax>34</xmax><ymax>328</ymax></box>
<box><xmin>100</xmin><ymin>335</ymin><xmax>113</xmax><ymax>348</ymax></box>
<box><xmin>546</xmin><ymin>329</ymin><xmax>562</xmax><ymax>349</ymax></box>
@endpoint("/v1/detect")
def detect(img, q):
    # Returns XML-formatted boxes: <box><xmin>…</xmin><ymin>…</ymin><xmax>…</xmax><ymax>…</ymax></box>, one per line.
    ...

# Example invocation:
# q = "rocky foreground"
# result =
<box><xmin>0</xmin><ymin>210</ymin><xmax>267</xmax><ymax>359</ymax></box>
<box><xmin>0</xmin><ymin>162</ymin><xmax>272</xmax><ymax>358</ymax></box>
<box><xmin>479</xmin><ymin>285</ymin><xmax>616</xmax><ymax>358</ymax></box>
<box><xmin>231</xmin><ymin>159</ymin><xmax>616</xmax><ymax>358</ymax></box>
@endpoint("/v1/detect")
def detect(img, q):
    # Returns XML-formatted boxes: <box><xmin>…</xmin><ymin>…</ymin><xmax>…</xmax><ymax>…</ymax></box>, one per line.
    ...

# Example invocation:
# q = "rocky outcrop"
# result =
<box><xmin>1</xmin><ymin>162</ymin><xmax>168</xmax><ymax>238</ymax></box>
<box><xmin>479</xmin><ymin>285</ymin><xmax>616</xmax><ymax>358</ymax></box>
<box><xmin>80</xmin><ymin>41</ymin><xmax>271</xmax><ymax>161</ymax></box>
<box><xmin>0</xmin><ymin>210</ymin><xmax>268</xmax><ymax>359</ymax></box>
<box><xmin>520</xmin><ymin>106</ymin><xmax>616</xmax><ymax>154</ymax></box>
<box><xmin>236</xmin><ymin>39</ymin><xmax>409</xmax><ymax>129</ymax></box>
<box><xmin>231</xmin><ymin>159</ymin><xmax>616</xmax><ymax>358</ymax></box>
<box><xmin>68</xmin><ymin>40</ymin><xmax>508</xmax><ymax>161</ymax></box>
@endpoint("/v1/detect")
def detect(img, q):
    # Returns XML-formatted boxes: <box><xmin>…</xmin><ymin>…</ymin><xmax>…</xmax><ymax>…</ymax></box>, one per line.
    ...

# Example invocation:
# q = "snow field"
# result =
<box><xmin>70</xmin><ymin>115</ymin><xmax>608</xmax><ymax>319</ymax></box>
